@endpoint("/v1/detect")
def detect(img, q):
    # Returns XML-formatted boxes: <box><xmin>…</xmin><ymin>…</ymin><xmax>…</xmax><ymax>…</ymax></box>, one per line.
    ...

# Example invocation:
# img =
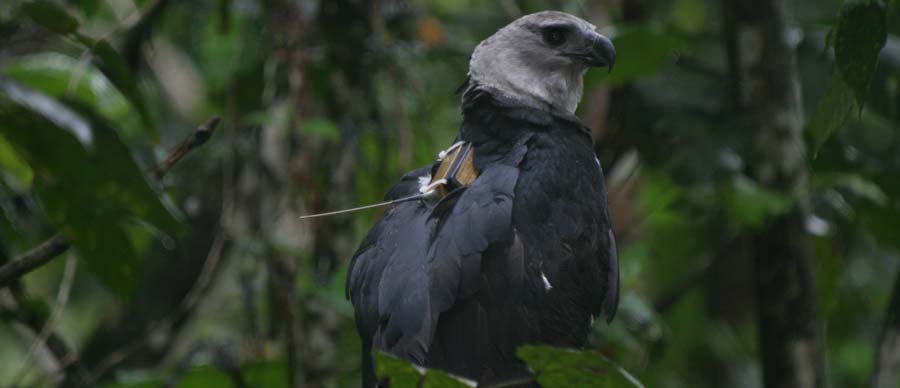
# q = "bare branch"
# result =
<box><xmin>6</xmin><ymin>287</ymin><xmax>92</xmax><ymax>387</ymax></box>
<box><xmin>9</xmin><ymin>255</ymin><xmax>78</xmax><ymax>387</ymax></box>
<box><xmin>151</xmin><ymin>117</ymin><xmax>221</xmax><ymax>181</ymax></box>
<box><xmin>0</xmin><ymin>234</ymin><xmax>69</xmax><ymax>289</ymax></box>
<box><xmin>87</xmin><ymin>231</ymin><xmax>229</xmax><ymax>382</ymax></box>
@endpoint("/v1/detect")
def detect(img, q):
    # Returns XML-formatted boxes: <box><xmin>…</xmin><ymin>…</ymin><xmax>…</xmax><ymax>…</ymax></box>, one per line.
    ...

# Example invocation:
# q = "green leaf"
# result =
<box><xmin>374</xmin><ymin>352</ymin><xmax>473</xmax><ymax>388</ymax></box>
<box><xmin>17</xmin><ymin>2</ymin><xmax>157</xmax><ymax>139</ymax></box>
<box><xmin>585</xmin><ymin>24</ymin><xmax>683</xmax><ymax>87</ymax></box>
<box><xmin>0</xmin><ymin>134</ymin><xmax>33</xmax><ymax>192</ymax></box>
<box><xmin>4</xmin><ymin>53</ymin><xmax>133</xmax><ymax>124</ymax></box>
<box><xmin>721</xmin><ymin>175</ymin><xmax>794</xmax><ymax>230</ymax></box>
<box><xmin>73</xmin><ymin>0</ymin><xmax>104</xmax><ymax>19</ymax></box>
<box><xmin>808</xmin><ymin>72</ymin><xmax>858</xmax><ymax>155</ymax></box>
<box><xmin>833</xmin><ymin>0</ymin><xmax>888</xmax><ymax>109</ymax></box>
<box><xmin>88</xmin><ymin>39</ymin><xmax>157</xmax><ymax>139</ymax></box>
<box><xmin>19</xmin><ymin>1</ymin><xmax>80</xmax><ymax>35</ymax></box>
<box><xmin>516</xmin><ymin>345</ymin><xmax>644</xmax><ymax>388</ymax></box>
<box><xmin>0</xmin><ymin>80</ymin><xmax>184</xmax><ymax>297</ymax></box>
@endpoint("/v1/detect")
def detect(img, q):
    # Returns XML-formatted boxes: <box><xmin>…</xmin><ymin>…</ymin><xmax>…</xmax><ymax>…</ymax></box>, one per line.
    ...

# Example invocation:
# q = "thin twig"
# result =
<box><xmin>8</xmin><ymin>255</ymin><xmax>78</xmax><ymax>388</ymax></box>
<box><xmin>6</xmin><ymin>288</ymin><xmax>92</xmax><ymax>388</ymax></box>
<box><xmin>151</xmin><ymin>117</ymin><xmax>221</xmax><ymax>181</ymax></box>
<box><xmin>0</xmin><ymin>234</ymin><xmax>69</xmax><ymax>289</ymax></box>
<box><xmin>87</xmin><ymin>231</ymin><xmax>228</xmax><ymax>382</ymax></box>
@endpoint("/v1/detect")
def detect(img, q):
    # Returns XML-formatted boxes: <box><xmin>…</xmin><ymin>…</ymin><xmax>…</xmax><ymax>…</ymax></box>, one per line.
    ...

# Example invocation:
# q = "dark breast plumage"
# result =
<box><xmin>347</xmin><ymin>89</ymin><xmax>619</xmax><ymax>387</ymax></box>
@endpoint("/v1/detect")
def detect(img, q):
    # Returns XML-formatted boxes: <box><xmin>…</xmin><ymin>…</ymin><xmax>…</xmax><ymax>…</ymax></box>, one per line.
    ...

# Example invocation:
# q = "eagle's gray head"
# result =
<box><xmin>467</xmin><ymin>11</ymin><xmax>615</xmax><ymax>113</ymax></box>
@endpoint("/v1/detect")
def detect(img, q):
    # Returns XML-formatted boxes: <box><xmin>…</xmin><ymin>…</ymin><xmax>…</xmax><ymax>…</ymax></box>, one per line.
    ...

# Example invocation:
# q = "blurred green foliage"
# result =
<box><xmin>0</xmin><ymin>0</ymin><xmax>897</xmax><ymax>387</ymax></box>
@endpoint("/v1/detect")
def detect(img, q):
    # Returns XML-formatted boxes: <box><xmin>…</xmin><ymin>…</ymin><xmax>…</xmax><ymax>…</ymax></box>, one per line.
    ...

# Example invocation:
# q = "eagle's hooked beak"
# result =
<box><xmin>587</xmin><ymin>34</ymin><xmax>616</xmax><ymax>72</ymax></box>
<box><xmin>559</xmin><ymin>32</ymin><xmax>616</xmax><ymax>72</ymax></box>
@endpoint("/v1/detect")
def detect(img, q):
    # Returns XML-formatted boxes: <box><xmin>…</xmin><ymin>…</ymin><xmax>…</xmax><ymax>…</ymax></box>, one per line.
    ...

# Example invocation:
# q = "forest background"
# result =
<box><xmin>1</xmin><ymin>0</ymin><xmax>899</xmax><ymax>387</ymax></box>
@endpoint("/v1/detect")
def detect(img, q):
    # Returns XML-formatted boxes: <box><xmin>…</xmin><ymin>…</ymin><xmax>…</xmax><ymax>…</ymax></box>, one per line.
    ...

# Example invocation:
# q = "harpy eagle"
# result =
<box><xmin>347</xmin><ymin>11</ymin><xmax>618</xmax><ymax>387</ymax></box>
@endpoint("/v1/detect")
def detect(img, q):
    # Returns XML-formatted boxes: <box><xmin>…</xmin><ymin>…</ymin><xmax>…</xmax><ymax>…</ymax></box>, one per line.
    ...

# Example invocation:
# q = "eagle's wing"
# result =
<box><xmin>348</xmin><ymin>141</ymin><xmax>528</xmax><ymax>365</ymax></box>
<box><xmin>346</xmin><ymin>165</ymin><xmax>432</xmax><ymax>346</ymax></box>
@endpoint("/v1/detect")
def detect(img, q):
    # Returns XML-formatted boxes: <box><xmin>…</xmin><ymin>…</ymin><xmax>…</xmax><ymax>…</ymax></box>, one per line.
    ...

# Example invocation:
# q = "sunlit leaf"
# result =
<box><xmin>0</xmin><ymin>134</ymin><xmax>33</xmax><ymax>192</ymax></box>
<box><xmin>374</xmin><ymin>352</ymin><xmax>473</xmax><ymax>388</ymax></box>
<box><xmin>516</xmin><ymin>345</ymin><xmax>644</xmax><ymax>388</ymax></box>
<box><xmin>17</xmin><ymin>2</ymin><xmax>157</xmax><ymax>139</ymax></box>
<box><xmin>808</xmin><ymin>72</ymin><xmax>857</xmax><ymax>155</ymax></box>
<box><xmin>88</xmin><ymin>39</ymin><xmax>157</xmax><ymax>139</ymax></box>
<box><xmin>833</xmin><ymin>0</ymin><xmax>888</xmax><ymax>109</ymax></box>
<box><xmin>4</xmin><ymin>53</ymin><xmax>132</xmax><ymax>123</ymax></box>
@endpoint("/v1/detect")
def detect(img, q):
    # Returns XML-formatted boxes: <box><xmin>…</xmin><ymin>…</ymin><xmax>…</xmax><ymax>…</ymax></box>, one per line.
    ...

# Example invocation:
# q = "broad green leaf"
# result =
<box><xmin>88</xmin><ymin>39</ymin><xmax>157</xmax><ymax>139</ymax></box>
<box><xmin>585</xmin><ymin>24</ymin><xmax>683</xmax><ymax>87</ymax></box>
<box><xmin>0</xmin><ymin>80</ymin><xmax>184</xmax><ymax>297</ymax></box>
<box><xmin>808</xmin><ymin>72</ymin><xmax>858</xmax><ymax>155</ymax></box>
<box><xmin>721</xmin><ymin>175</ymin><xmax>794</xmax><ymax>230</ymax></box>
<box><xmin>516</xmin><ymin>345</ymin><xmax>644</xmax><ymax>388</ymax></box>
<box><xmin>4</xmin><ymin>53</ymin><xmax>132</xmax><ymax>123</ymax></box>
<box><xmin>0</xmin><ymin>134</ymin><xmax>33</xmax><ymax>192</ymax></box>
<box><xmin>19</xmin><ymin>1</ymin><xmax>80</xmax><ymax>35</ymax></box>
<box><xmin>17</xmin><ymin>2</ymin><xmax>157</xmax><ymax>139</ymax></box>
<box><xmin>833</xmin><ymin>0</ymin><xmax>888</xmax><ymax>109</ymax></box>
<box><xmin>374</xmin><ymin>352</ymin><xmax>473</xmax><ymax>388</ymax></box>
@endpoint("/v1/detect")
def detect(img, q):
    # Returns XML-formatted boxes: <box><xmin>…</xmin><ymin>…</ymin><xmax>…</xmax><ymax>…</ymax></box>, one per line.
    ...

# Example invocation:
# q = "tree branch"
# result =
<box><xmin>723</xmin><ymin>1</ymin><xmax>824</xmax><ymax>387</ymax></box>
<box><xmin>6</xmin><ymin>287</ymin><xmax>92</xmax><ymax>387</ymax></box>
<box><xmin>151</xmin><ymin>117</ymin><xmax>221</xmax><ymax>181</ymax></box>
<box><xmin>87</xmin><ymin>230</ymin><xmax>229</xmax><ymax>382</ymax></box>
<box><xmin>0</xmin><ymin>234</ymin><xmax>69</xmax><ymax>289</ymax></box>
<box><xmin>8</xmin><ymin>255</ymin><xmax>78</xmax><ymax>387</ymax></box>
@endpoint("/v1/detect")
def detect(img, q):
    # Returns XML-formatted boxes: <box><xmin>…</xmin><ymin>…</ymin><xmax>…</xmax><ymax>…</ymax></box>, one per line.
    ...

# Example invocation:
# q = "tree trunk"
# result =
<box><xmin>870</xmin><ymin>270</ymin><xmax>900</xmax><ymax>388</ymax></box>
<box><xmin>723</xmin><ymin>2</ymin><xmax>824</xmax><ymax>388</ymax></box>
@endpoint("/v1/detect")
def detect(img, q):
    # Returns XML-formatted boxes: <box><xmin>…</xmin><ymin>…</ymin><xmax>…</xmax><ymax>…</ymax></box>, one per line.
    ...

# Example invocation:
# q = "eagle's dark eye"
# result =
<box><xmin>541</xmin><ymin>27</ymin><xmax>567</xmax><ymax>46</ymax></box>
